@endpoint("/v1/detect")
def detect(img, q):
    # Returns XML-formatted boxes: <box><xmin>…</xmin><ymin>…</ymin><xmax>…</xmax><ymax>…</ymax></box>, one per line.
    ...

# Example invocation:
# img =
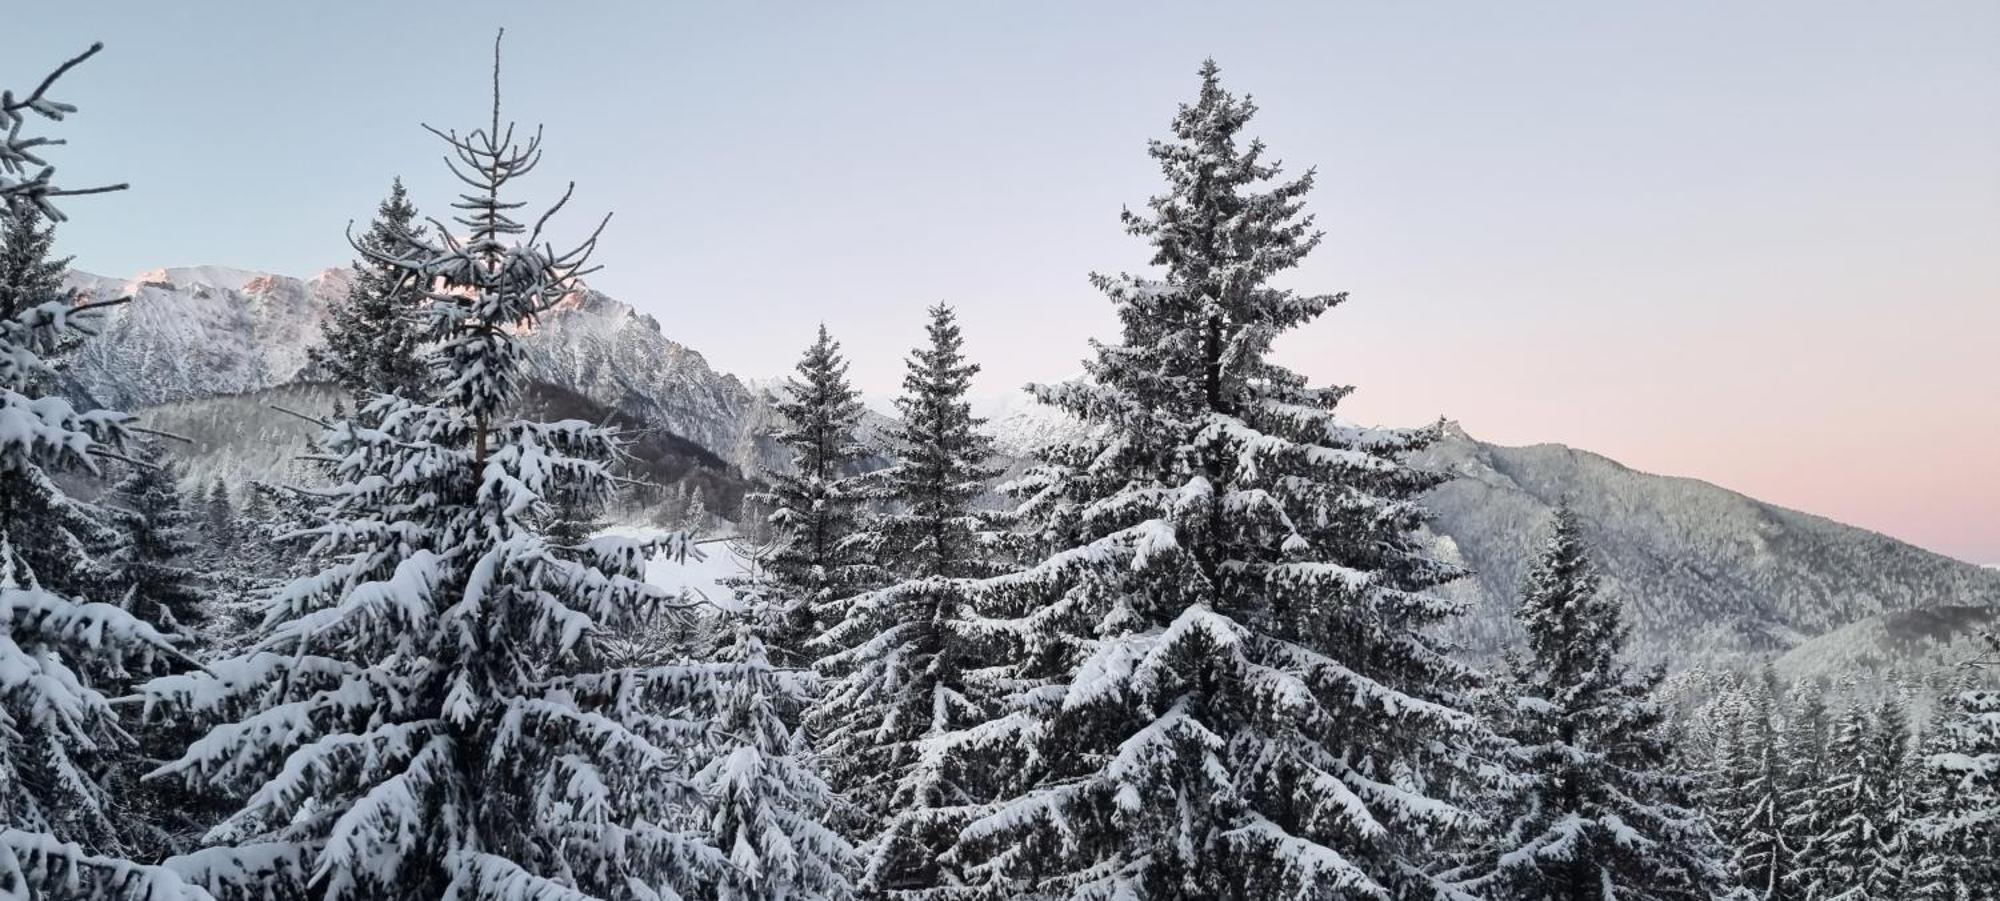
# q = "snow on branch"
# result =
<box><xmin>1</xmin><ymin>42</ymin><xmax>128</xmax><ymax>220</ymax></box>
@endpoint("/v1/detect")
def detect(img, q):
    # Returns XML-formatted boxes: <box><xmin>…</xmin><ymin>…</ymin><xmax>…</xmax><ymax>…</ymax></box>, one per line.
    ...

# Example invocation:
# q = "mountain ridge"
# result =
<box><xmin>58</xmin><ymin>263</ymin><xmax>2000</xmax><ymax>671</ymax></box>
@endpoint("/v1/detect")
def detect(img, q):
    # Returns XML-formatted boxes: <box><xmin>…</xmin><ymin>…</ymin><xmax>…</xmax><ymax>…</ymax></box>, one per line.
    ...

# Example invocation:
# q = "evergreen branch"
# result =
<box><xmin>85</xmin><ymin>445</ymin><xmax>159</xmax><ymax>470</ymax></box>
<box><xmin>2</xmin><ymin>42</ymin><xmax>105</xmax><ymax>115</ymax></box>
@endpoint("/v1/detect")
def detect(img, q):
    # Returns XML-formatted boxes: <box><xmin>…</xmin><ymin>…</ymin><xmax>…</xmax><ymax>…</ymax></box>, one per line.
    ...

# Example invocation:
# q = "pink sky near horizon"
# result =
<box><xmin>17</xmin><ymin>0</ymin><xmax>1999</xmax><ymax>563</ymax></box>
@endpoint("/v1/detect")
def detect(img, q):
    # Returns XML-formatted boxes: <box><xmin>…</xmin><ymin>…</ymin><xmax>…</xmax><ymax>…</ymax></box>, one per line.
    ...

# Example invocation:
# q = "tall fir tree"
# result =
<box><xmin>1483</xmin><ymin>506</ymin><xmax>1730</xmax><ymax>900</ymax></box>
<box><xmin>201</xmin><ymin>479</ymin><xmax>238</xmax><ymax>560</ymax></box>
<box><xmin>307</xmin><ymin>177</ymin><xmax>431</xmax><ymax>402</ymax></box>
<box><xmin>938</xmin><ymin>61</ymin><xmax>1493</xmax><ymax>899</ymax></box>
<box><xmin>809</xmin><ymin>302</ymin><xmax>1001</xmax><ymax>893</ymax></box>
<box><xmin>755</xmin><ymin>324</ymin><xmax>875</xmax><ymax>667</ymax></box>
<box><xmin>141</xmin><ymin>36</ymin><xmax>729</xmax><ymax>899</ymax></box>
<box><xmin>1731</xmin><ymin>671</ymin><xmax>1799</xmax><ymax>900</ymax></box>
<box><xmin>1</xmin><ymin>41</ymin><xmax>214</xmax><ymax>899</ymax></box>
<box><xmin>1793</xmin><ymin>701</ymin><xmax>1887</xmax><ymax>901</ymax></box>
<box><xmin>100</xmin><ymin>445</ymin><xmax>211</xmax><ymax>649</ymax></box>
<box><xmin>1918</xmin><ymin>659</ymin><xmax>2000</xmax><ymax>900</ymax></box>
<box><xmin>0</xmin><ymin>201</ymin><xmax>71</xmax><ymax>342</ymax></box>
<box><xmin>696</xmin><ymin>611</ymin><xmax>856</xmax><ymax>901</ymax></box>
<box><xmin>98</xmin><ymin>446</ymin><xmax>231</xmax><ymax>864</ymax></box>
<box><xmin>1861</xmin><ymin>696</ymin><xmax>1916</xmax><ymax>900</ymax></box>
<box><xmin>1777</xmin><ymin>688</ymin><xmax>1833</xmax><ymax>900</ymax></box>
<box><xmin>1700</xmin><ymin>675</ymin><xmax>1757</xmax><ymax>871</ymax></box>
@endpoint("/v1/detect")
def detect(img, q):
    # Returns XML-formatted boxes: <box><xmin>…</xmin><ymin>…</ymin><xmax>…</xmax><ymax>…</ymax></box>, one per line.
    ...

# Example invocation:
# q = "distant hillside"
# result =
<box><xmin>1416</xmin><ymin>428</ymin><xmax>2000</xmax><ymax>667</ymax></box>
<box><xmin>1773</xmin><ymin>605</ymin><xmax>1998</xmax><ymax>683</ymax></box>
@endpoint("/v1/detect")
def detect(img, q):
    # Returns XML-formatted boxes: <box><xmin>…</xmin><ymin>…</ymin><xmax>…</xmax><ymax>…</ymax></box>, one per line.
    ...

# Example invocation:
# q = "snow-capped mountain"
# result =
<box><xmin>61</xmin><ymin>267</ymin><xmax>348</xmax><ymax>410</ymax></box>
<box><xmin>62</xmin><ymin>266</ymin><xmax>778</xmax><ymax>474</ymax></box>
<box><xmin>62</xmin><ymin>264</ymin><xmax>2000</xmax><ymax>671</ymax></box>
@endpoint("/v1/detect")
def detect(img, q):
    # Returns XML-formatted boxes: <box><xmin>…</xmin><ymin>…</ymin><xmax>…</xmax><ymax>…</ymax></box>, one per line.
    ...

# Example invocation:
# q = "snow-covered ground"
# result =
<box><xmin>597</xmin><ymin>524</ymin><xmax>751</xmax><ymax>611</ymax></box>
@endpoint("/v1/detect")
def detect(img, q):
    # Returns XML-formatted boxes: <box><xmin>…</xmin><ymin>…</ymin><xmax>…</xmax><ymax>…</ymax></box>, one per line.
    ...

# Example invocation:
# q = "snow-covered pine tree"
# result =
<box><xmin>1861</xmin><ymin>695</ymin><xmax>1916</xmax><ymax>899</ymax></box>
<box><xmin>307</xmin><ymin>177</ymin><xmax>430</xmax><ymax>402</ymax></box>
<box><xmin>1698</xmin><ymin>676</ymin><xmax>1756</xmax><ymax>868</ymax></box>
<box><xmin>940</xmin><ymin>60</ymin><xmax>1491</xmax><ymax>899</ymax></box>
<box><xmin>1776</xmin><ymin>688</ymin><xmax>1832</xmax><ymax>900</ymax></box>
<box><xmin>809</xmin><ymin>302</ymin><xmax>1001</xmax><ymax>893</ymax></box>
<box><xmin>1904</xmin><ymin>683</ymin><xmax>1962</xmax><ymax>901</ymax></box>
<box><xmin>2</xmin><ymin>41</ymin><xmax>215</xmax><ymax>900</ymax></box>
<box><xmin>201</xmin><ymin>480</ymin><xmax>238</xmax><ymax>560</ymax></box>
<box><xmin>755</xmin><ymin>325</ymin><xmax>875</xmax><ymax>667</ymax></box>
<box><xmin>0</xmin><ymin>200</ymin><xmax>70</xmax><ymax>328</ymax></box>
<box><xmin>1918</xmin><ymin>661</ymin><xmax>1999</xmax><ymax>899</ymax></box>
<box><xmin>97</xmin><ymin>447</ymin><xmax>235</xmax><ymax>863</ymax></box>
<box><xmin>680</xmin><ymin>487</ymin><xmax>712</xmax><ymax>536</ymax></box>
<box><xmin>1730</xmin><ymin>670</ymin><xmax>1798</xmax><ymax>900</ymax></box>
<box><xmin>1793</xmin><ymin>701</ymin><xmax>1884</xmax><ymax>901</ymax></box>
<box><xmin>1482</xmin><ymin>506</ymin><xmax>1729</xmax><ymax>900</ymax></box>
<box><xmin>100</xmin><ymin>445</ymin><xmax>211</xmax><ymax>650</ymax></box>
<box><xmin>141</xmin><ymin>35</ymin><xmax>726</xmax><ymax>899</ymax></box>
<box><xmin>696</xmin><ymin>612</ymin><xmax>856</xmax><ymax>901</ymax></box>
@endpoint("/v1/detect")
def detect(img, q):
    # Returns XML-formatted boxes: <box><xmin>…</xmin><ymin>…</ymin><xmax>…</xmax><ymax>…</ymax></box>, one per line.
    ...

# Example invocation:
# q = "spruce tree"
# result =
<box><xmin>940</xmin><ymin>60</ymin><xmax>1492</xmax><ymax>899</ymax></box>
<box><xmin>308</xmin><ymin>177</ymin><xmax>430</xmax><ymax>401</ymax></box>
<box><xmin>696</xmin><ymin>613</ymin><xmax>856</xmax><ymax>901</ymax></box>
<box><xmin>201</xmin><ymin>480</ymin><xmax>237</xmax><ymax>559</ymax></box>
<box><xmin>1905</xmin><ymin>686</ymin><xmax>1961</xmax><ymax>901</ymax></box>
<box><xmin>100</xmin><ymin>445</ymin><xmax>211</xmax><ymax>649</ymax></box>
<box><xmin>97</xmin><ymin>446</ymin><xmax>232</xmax><ymax>864</ymax></box>
<box><xmin>1483</xmin><ymin>506</ymin><xmax>1729</xmax><ymax>900</ymax></box>
<box><xmin>1700</xmin><ymin>676</ymin><xmax>1757</xmax><ymax>870</ymax></box>
<box><xmin>1</xmin><ymin>41</ymin><xmax>213</xmax><ymax>899</ymax></box>
<box><xmin>1861</xmin><ymin>696</ymin><xmax>1916</xmax><ymax>900</ymax></box>
<box><xmin>141</xmin><ymin>37</ymin><xmax>727</xmax><ymax>899</ymax></box>
<box><xmin>1794</xmin><ymin>701</ymin><xmax>1884</xmax><ymax>901</ymax></box>
<box><xmin>1918</xmin><ymin>663</ymin><xmax>2000</xmax><ymax>899</ymax></box>
<box><xmin>809</xmin><ymin>302</ymin><xmax>1000</xmax><ymax>893</ymax></box>
<box><xmin>0</xmin><ymin>201</ymin><xmax>70</xmax><ymax>325</ymax></box>
<box><xmin>0</xmin><ymin>177</ymin><xmax>77</xmax><ymax>376</ymax></box>
<box><xmin>1777</xmin><ymin>689</ymin><xmax>1833</xmax><ymax>900</ymax></box>
<box><xmin>1731</xmin><ymin>671</ymin><xmax>1799</xmax><ymax>900</ymax></box>
<box><xmin>755</xmin><ymin>324</ymin><xmax>875</xmax><ymax>666</ymax></box>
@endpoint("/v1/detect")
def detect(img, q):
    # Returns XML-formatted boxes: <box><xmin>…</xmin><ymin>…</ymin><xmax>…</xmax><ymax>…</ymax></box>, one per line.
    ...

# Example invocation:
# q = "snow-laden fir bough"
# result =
<box><xmin>752</xmin><ymin>325</ymin><xmax>877</xmax><ymax>668</ymax></box>
<box><xmin>141</xmin><ymin>34</ymin><xmax>731</xmax><ymax>900</ymax></box>
<box><xmin>936</xmin><ymin>60</ymin><xmax>1495</xmax><ymax>900</ymax></box>
<box><xmin>808</xmin><ymin>303</ymin><xmax>1005</xmax><ymax>894</ymax></box>
<box><xmin>1477</xmin><ymin>506</ymin><xmax>1730</xmax><ymax>900</ymax></box>
<box><xmin>1</xmin><ymin>41</ymin><xmax>215</xmax><ymax>900</ymax></box>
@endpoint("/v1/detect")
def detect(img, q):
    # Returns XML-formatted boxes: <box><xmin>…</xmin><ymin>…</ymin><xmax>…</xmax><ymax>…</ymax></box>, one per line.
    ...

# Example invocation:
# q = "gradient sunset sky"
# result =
<box><xmin>15</xmin><ymin>1</ymin><xmax>1998</xmax><ymax>562</ymax></box>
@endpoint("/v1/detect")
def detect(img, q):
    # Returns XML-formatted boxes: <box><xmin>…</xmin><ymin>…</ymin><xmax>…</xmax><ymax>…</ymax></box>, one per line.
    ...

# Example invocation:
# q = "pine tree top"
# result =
<box><xmin>1515</xmin><ymin>504</ymin><xmax>1629</xmax><ymax>689</ymax></box>
<box><xmin>0</xmin><ymin>204</ymin><xmax>71</xmax><ymax>320</ymax></box>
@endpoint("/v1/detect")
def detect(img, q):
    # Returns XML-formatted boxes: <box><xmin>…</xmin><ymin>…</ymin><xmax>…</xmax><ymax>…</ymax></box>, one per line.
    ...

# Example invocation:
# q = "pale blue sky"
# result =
<box><xmin>15</xmin><ymin>1</ymin><xmax>1999</xmax><ymax>561</ymax></box>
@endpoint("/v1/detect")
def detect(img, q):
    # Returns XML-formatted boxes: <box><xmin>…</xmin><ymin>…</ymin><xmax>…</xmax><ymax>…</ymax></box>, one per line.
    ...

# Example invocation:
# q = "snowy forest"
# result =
<box><xmin>2</xmin><ymin>34</ymin><xmax>1996</xmax><ymax>901</ymax></box>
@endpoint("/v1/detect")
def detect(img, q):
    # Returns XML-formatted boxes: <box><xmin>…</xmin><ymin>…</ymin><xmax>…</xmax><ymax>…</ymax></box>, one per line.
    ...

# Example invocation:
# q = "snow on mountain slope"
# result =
<box><xmin>63</xmin><ymin>264</ymin><xmax>2000</xmax><ymax>672</ymax></box>
<box><xmin>514</xmin><ymin>287</ymin><xmax>773</xmax><ymax>471</ymax></box>
<box><xmin>1415</xmin><ymin>425</ymin><xmax>2000</xmax><ymax>667</ymax></box>
<box><xmin>61</xmin><ymin>267</ymin><xmax>348</xmax><ymax>410</ymax></box>
<box><xmin>964</xmin><ymin>397</ymin><xmax>2000</xmax><ymax>669</ymax></box>
<box><xmin>1772</xmin><ymin>605</ymin><xmax>1996</xmax><ymax>683</ymax></box>
<box><xmin>63</xmin><ymin>266</ymin><xmax>777</xmax><ymax>473</ymax></box>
